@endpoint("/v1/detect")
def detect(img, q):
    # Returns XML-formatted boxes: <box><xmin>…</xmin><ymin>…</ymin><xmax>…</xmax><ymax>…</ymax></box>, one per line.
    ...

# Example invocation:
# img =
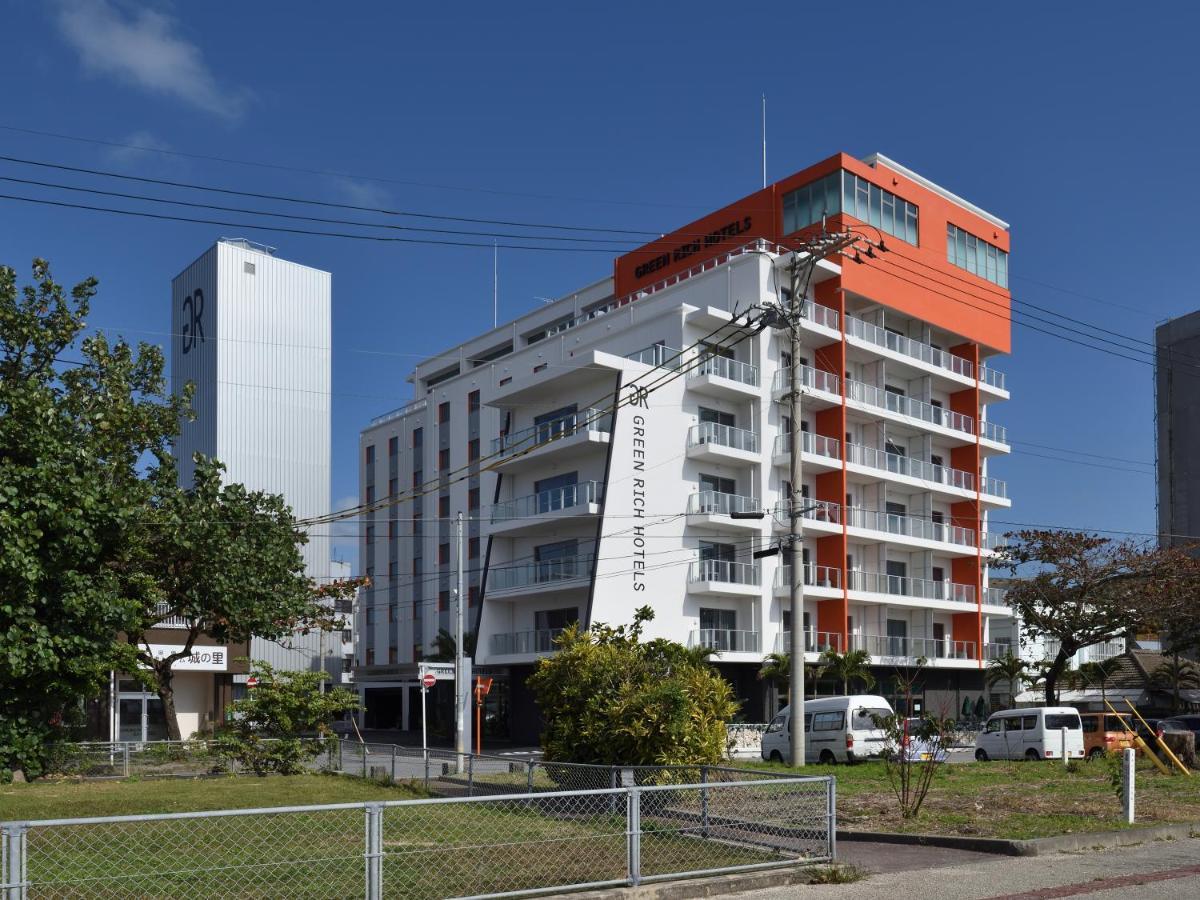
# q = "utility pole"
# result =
<box><xmin>454</xmin><ymin>510</ymin><xmax>466</xmax><ymax>771</ymax></box>
<box><xmin>786</xmin><ymin>253</ymin><xmax>806</xmax><ymax>768</ymax></box>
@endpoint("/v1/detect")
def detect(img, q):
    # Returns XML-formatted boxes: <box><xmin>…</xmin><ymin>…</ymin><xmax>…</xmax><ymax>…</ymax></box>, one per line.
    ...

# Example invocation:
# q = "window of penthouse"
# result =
<box><xmin>947</xmin><ymin>223</ymin><xmax>1008</xmax><ymax>288</ymax></box>
<box><xmin>841</xmin><ymin>173</ymin><xmax>918</xmax><ymax>245</ymax></box>
<box><xmin>782</xmin><ymin>172</ymin><xmax>841</xmax><ymax>235</ymax></box>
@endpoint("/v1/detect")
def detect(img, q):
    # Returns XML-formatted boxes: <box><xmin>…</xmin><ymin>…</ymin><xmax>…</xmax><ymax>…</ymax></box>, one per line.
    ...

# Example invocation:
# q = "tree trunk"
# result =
<box><xmin>1174</xmin><ymin>653</ymin><xmax>1182</xmax><ymax>714</ymax></box>
<box><xmin>155</xmin><ymin>663</ymin><xmax>183</xmax><ymax>742</ymax></box>
<box><xmin>1043</xmin><ymin>650</ymin><xmax>1072</xmax><ymax>706</ymax></box>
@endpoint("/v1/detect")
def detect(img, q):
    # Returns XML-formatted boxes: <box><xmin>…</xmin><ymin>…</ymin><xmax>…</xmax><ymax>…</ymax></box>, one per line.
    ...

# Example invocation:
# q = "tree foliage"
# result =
<box><xmin>984</xmin><ymin>652</ymin><xmax>1029</xmax><ymax>709</ymax></box>
<box><xmin>527</xmin><ymin>607</ymin><xmax>738</xmax><ymax>766</ymax></box>
<box><xmin>994</xmin><ymin>530</ymin><xmax>1199</xmax><ymax>704</ymax></box>
<box><xmin>817</xmin><ymin>649</ymin><xmax>876</xmax><ymax>695</ymax></box>
<box><xmin>0</xmin><ymin>260</ymin><xmax>188</xmax><ymax>779</ymax></box>
<box><xmin>213</xmin><ymin>663</ymin><xmax>359</xmax><ymax>776</ymax></box>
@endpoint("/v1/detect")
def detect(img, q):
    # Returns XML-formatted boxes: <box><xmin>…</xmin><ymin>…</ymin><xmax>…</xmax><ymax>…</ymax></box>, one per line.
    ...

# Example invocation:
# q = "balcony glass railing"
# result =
<box><xmin>800</xmin><ymin>301</ymin><xmax>840</xmax><ymax>331</ymax></box>
<box><xmin>985</xmin><ymin>586</ymin><xmax>1009</xmax><ymax>606</ymax></box>
<box><xmin>979</xmin><ymin>366</ymin><xmax>1007</xmax><ymax>391</ymax></box>
<box><xmin>774</xmin><ymin>564</ymin><xmax>841</xmax><ymax>589</ymax></box>
<box><xmin>689</xmin><ymin>629</ymin><xmax>761</xmax><ymax>653</ymax></box>
<box><xmin>851</xmin><ymin>633</ymin><xmax>977</xmax><ymax>660</ymax></box>
<box><xmin>772</xmin><ymin>363</ymin><xmax>841</xmax><ymax>397</ymax></box>
<box><xmin>846</xmin><ymin>570</ymin><xmax>976</xmax><ymax>604</ymax></box>
<box><xmin>845</xmin><ymin>443</ymin><xmax>978</xmax><ymax>492</ymax></box>
<box><xmin>981</xmin><ymin>476</ymin><xmax>1008</xmax><ymax>498</ymax></box>
<box><xmin>688</xmin><ymin>422</ymin><xmax>759</xmax><ymax>454</ymax></box>
<box><xmin>491</xmin><ymin>481</ymin><xmax>604</xmax><ymax>524</ymax></box>
<box><xmin>773</xmin><ymin>432</ymin><xmax>841</xmax><ymax>459</ymax></box>
<box><xmin>493</xmin><ymin>408</ymin><xmax>612</xmax><ymax>458</ymax></box>
<box><xmin>490</xmin><ymin>554</ymin><xmax>594</xmax><ymax>591</ymax></box>
<box><xmin>843</xmin><ymin>507</ymin><xmax>976</xmax><ymax>547</ymax></box>
<box><xmin>774</xmin><ymin>629</ymin><xmax>843</xmax><ymax>654</ymax></box>
<box><xmin>774</xmin><ymin>497</ymin><xmax>842</xmax><ymax>525</ymax></box>
<box><xmin>490</xmin><ymin>628</ymin><xmax>566</xmax><ymax>656</ymax></box>
<box><xmin>625</xmin><ymin>344</ymin><xmax>682</xmax><ymax>369</ymax></box>
<box><xmin>689</xmin><ymin>559</ymin><xmax>761</xmax><ymax>586</ymax></box>
<box><xmin>981</xmin><ymin>420</ymin><xmax>1009</xmax><ymax>445</ymax></box>
<box><xmin>687</xmin><ymin>491</ymin><xmax>761</xmax><ymax>516</ymax></box>
<box><xmin>154</xmin><ymin>602</ymin><xmax>191</xmax><ymax>629</ymax></box>
<box><xmin>692</xmin><ymin>354</ymin><xmax>759</xmax><ymax>387</ymax></box>
<box><xmin>844</xmin><ymin>316</ymin><xmax>975</xmax><ymax>379</ymax></box>
<box><xmin>846</xmin><ymin>380</ymin><xmax>976</xmax><ymax>435</ymax></box>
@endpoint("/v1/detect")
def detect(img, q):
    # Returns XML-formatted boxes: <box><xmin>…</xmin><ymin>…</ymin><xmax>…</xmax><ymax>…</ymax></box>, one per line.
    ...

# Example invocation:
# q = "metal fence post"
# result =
<box><xmin>609</xmin><ymin>767</ymin><xmax>618</xmax><ymax>816</ymax></box>
<box><xmin>468</xmin><ymin>754</ymin><xmax>475</xmax><ymax>797</ymax></box>
<box><xmin>1122</xmin><ymin>747</ymin><xmax>1136</xmax><ymax>824</ymax></box>
<box><xmin>390</xmin><ymin>745</ymin><xmax>397</xmax><ymax>783</ymax></box>
<box><xmin>627</xmin><ymin>788</ymin><xmax>641</xmax><ymax>887</ymax></box>
<box><xmin>423</xmin><ymin>749</ymin><xmax>430</xmax><ymax>790</ymax></box>
<box><xmin>2</xmin><ymin>824</ymin><xmax>26</xmax><ymax>900</ymax></box>
<box><xmin>527</xmin><ymin>761</ymin><xmax>534</xmax><ymax>794</ymax></box>
<box><xmin>361</xmin><ymin>742</ymin><xmax>368</xmax><ymax>780</ymax></box>
<box><xmin>700</xmin><ymin>766</ymin><xmax>710</xmax><ymax>839</ymax></box>
<box><xmin>338</xmin><ymin>738</ymin><xmax>344</xmax><ymax>772</ymax></box>
<box><xmin>122</xmin><ymin>743</ymin><xmax>129</xmax><ymax>778</ymax></box>
<box><xmin>364</xmin><ymin>804</ymin><xmax>383</xmax><ymax>900</ymax></box>
<box><xmin>827</xmin><ymin>776</ymin><xmax>837</xmax><ymax>861</ymax></box>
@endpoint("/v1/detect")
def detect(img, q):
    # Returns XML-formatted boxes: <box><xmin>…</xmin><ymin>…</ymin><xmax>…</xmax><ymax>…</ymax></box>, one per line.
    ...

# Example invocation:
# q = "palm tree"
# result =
<box><xmin>1151</xmin><ymin>657</ymin><xmax>1200</xmax><ymax>713</ymax></box>
<box><xmin>758</xmin><ymin>652</ymin><xmax>791</xmax><ymax>703</ymax></box>
<box><xmin>817</xmin><ymin>649</ymin><xmax>875</xmax><ymax>695</ymax></box>
<box><xmin>1073</xmin><ymin>658</ymin><xmax>1122</xmax><ymax>707</ymax></box>
<box><xmin>985</xmin><ymin>652</ymin><xmax>1028</xmax><ymax>710</ymax></box>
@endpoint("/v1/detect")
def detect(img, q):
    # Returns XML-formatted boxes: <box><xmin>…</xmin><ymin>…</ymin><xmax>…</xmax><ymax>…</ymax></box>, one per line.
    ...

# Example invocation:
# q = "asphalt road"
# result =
<box><xmin>728</xmin><ymin>837</ymin><xmax>1200</xmax><ymax>899</ymax></box>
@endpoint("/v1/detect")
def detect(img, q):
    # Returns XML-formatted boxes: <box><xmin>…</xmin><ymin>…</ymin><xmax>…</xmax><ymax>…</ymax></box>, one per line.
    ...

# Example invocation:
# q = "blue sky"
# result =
<box><xmin>1</xmin><ymin>1</ymin><xmax>1196</xmax><ymax>567</ymax></box>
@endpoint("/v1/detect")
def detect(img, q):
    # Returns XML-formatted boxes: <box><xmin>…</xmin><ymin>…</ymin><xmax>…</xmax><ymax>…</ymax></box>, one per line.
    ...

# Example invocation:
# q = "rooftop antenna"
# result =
<box><xmin>761</xmin><ymin>93</ymin><xmax>767</xmax><ymax>188</ymax></box>
<box><xmin>492</xmin><ymin>240</ymin><xmax>498</xmax><ymax>329</ymax></box>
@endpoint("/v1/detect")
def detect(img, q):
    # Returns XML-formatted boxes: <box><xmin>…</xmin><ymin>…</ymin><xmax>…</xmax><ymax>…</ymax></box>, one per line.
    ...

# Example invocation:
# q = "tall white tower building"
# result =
<box><xmin>171</xmin><ymin>238</ymin><xmax>334</xmax><ymax>678</ymax></box>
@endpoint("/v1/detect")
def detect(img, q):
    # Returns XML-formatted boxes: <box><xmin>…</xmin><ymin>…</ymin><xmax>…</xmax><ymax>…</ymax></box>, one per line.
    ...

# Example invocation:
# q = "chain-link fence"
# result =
<box><xmin>47</xmin><ymin>740</ymin><xmax>339</xmax><ymax>779</ymax></box>
<box><xmin>2</xmin><ymin>777</ymin><xmax>833</xmax><ymax>898</ymax></box>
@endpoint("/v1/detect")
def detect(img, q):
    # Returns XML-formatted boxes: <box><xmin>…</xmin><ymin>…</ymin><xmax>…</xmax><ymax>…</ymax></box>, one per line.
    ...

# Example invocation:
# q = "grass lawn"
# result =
<box><xmin>0</xmin><ymin>774</ymin><xmax>798</xmax><ymax>898</ymax></box>
<box><xmin>737</xmin><ymin>757</ymin><xmax>1200</xmax><ymax>840</ymax></box>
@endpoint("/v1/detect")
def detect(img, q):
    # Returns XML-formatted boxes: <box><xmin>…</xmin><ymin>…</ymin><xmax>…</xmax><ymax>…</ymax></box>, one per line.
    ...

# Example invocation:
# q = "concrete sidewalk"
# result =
<box><xmin>726</xmin><ymin>836</ymin><xmax>1200</xmax><ymax>899</ymax></box>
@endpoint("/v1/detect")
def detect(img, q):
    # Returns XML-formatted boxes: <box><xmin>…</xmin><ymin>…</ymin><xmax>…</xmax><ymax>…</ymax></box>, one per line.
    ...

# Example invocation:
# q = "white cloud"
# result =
<box><xmin>101</xmin><ymin>129</ymin><xmax>177</xmax><ymax>168</ymax></box>
<box><xmin>54</xmin><ymin>1</ymin><xmax>250</xmax><ymax>119</ymax></box>
<box><xmin>335</xmin><ymin>178</ymin><xmax>392</xmax><ymax>210</ymax></box>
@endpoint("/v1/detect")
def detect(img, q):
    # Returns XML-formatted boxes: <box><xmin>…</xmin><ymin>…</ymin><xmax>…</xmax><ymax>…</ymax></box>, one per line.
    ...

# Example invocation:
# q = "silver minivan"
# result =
<box><xmin>974</xmin><ymin>707</ymin><xmax>1085</xmax><ymax>761</ymax></box>
<box><xmin>761</xmin><ymin>695</ymin><xmax>893</xmax><ymax>764</ymax></box>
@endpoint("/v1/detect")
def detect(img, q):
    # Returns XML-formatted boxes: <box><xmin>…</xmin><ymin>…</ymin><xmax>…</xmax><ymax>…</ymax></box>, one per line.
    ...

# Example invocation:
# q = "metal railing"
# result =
<box><xmin>846</xmin><ymin>379</ymin><xmax>976</xmax><ymax>435</ymax></box>
<box><xmin>980</xmin><ymin>366</ymin><xmax>1007</xmax><ymax>391</ymax></box>
<box><xmin>688</xmin><ymin>422</ymin><xmax>759</xmax><ymax>454</ymax></box>
<box><xmin>489</xmin><ymin>553</ymin><xmax>594</xmax><ymax>591</ymax></box>
<box><xmin>843</xmin><ymin>506</ymin><xmax>976</xmax><ymax>547</ymax></box>
<box><xmin>845</xmin><ymin>442</ymin><xmax>979</xmax><ymax>492</ymax></box>
<box><xmin>801</xmin><ymin>301</ymin><xmax>841</xmax><ymax>331</ymax></box>
<box><xmin>153</xmin><ymin>601</ymin><xmax>191</xmax><ymax>629</ymax></box>
<box><xmin>369</xmin><ymin>397</ymin><xmax>428</xmax><ymax>427</ymax></box>
<box><xmin>984</xmin><ymin>642</ymin><xmax>1016</xmax><ymax>660</ymax></box>
<box><xmin>774</xmin><ymin>565</ymin><xmax>841</xmax><ymax>590</ymax></box>
<box><xmin>981</xmin><ymin>475</ymin><xmax>1008</xmax><ymax>498</ymax></box>
<box><xmin>689</xmin><ymin>559</ymin><xmax>761</xmax><ymax>586</ymax></box>
<box><xmin>985</xmin><ymin>586</ymin><xmax>1009</xmax><ymax>606</ymax></box>
<box><xmin>774</xmin><ymin>629</ymin><xmax>843</xmax><ymax>654</ymax></box>
<box><xmin>491</xmin><ymin>481</ymin><xmax>604</xmax><ymax>523</ymax></box>
<box><xmin>982</xmin><ymin>419</ymin><xmax>1009</xmax><ymax>445</ymax></box>
<box><xmin>1082</xmin><ymin>639</ymin><xmax>1126</xmax><ymax>662</ymax></box>
<box><xmin>689</xmin><ymin>629</ymin><xmax>761</xmax><ymax>653</ymax></box>
<box><xmin>846</xmin><ymin>570</ymin><xmax>976</xmax><ymax>604</ymax></box>
<box><xmin>492</xmin><ymin>407</ymin><xmax>613</xmax><ymax>458</ymax></box>
<box><xmin>850</xmin><ymin>633</ymin><xmax>977</xmax><ymax>661</ymax></box>
<box><xmin>692</xmin><ymin>354</ymin><xmax>760</xmax><ymax>387</ymax></box>
<box><xmin>844</xmin><ymin>315</ymin><xmax>975</xmax><ymax>379</ymax></box>
<box><xmin>490</xmin><ymin>628</ymin><xmax>566</xmax><ymax>655</ymax></box>
<box><xmin>625</xmin><ymin>343</ymin><xmax>682</xmax><ymax>369</ymax></box>
<box><xmin>773</xmin><ymin>432</ymin><xmax>841</xmax><ymax>459</ymax></box>
<box><xmin>773</xmin><ymin>497</ymin><xmax>842</xmax><ymax>525</ymax></box>
<box><xmin>34</xmin><ymin>739</ymin><xmax>339</xmax><ymax>780</ymax></box>
<box><xmin>2</xmin><ymin>772</ymin><xmax>835</xmax><ymax>898</ymax></box>
<box><xmin>687</xmin><ymin>491</ymin><xmax>762</xmax><ymax>517</ymax></box>
<box><xmin>771</xmin><ymin>364</ymin><xmax>840</xmax><ymax>396</ymax></box>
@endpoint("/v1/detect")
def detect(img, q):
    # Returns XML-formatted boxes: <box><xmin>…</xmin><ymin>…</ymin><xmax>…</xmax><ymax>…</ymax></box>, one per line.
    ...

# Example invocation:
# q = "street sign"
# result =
<box><xmin>475</xmin><ymin>676</ymin><xmax>493</xmax><ymax>697</ymax></box>
<box><xmin>246</xmin><ymin>676</ymin><xmax>258</xmax><ymax>689</ymax></box>
<box><xmin>421</xmin><ymin>672</ymin><xmax>437</xmax><ymax>689</ymax></box>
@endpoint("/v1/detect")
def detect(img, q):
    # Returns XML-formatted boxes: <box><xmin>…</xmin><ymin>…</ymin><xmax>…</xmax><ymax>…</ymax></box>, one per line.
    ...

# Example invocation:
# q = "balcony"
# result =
<box><xmin>799</xmin><ymin>301</ymin><xmax>840</xmax><ymax>333</ymax></box>
<box><xmin>491</xmin><ymin>408</ymin><xmax>612</xmax><ymax>470</ymax></box>
<box><xmin>154</xmin><ymin>602</ymin><xmax>191</xmax><ymax>630</ymax></box>
<box><xmin>771</xmin><ymin>364</ymin><xmax>841</xmax><ymax>404</ymax></box>
<box><xmin>850</xmin><ymin>632</ymin><xmax>978</xmax><ymax>663</ymax></box>
<box><xmin>489</xmin><ymin>481</ymin><xmax>604</xmax><ymax>535</ymax></box>
<box><xmin>843</xmin><ymin>506</ymin><xmax>976</xmax><ymax>550</ymax></box>
<box><xmin>980</xmin><ymin>366</ymin><xmax>1007</xmax><ymax>393</ymax></box>
<box><xmin>490</xmin><ymin>628</ymin><xmax>565</xmax><ymax>657</ymax></box>
<box><xmin>843</xmin><ymin>442</ymin><xmax>1012</xmax><ymax>503</ymax></box>
<box><xmin>686</xmin><ymin>491</ymin><xmax>764</xmax><ymax>531</ymax></box>
<box><xmin>774</xmin><ymin>629</ymin><xmax>843</xmax><ymax>654</ymax></box>
<box><xmin>772</xmin><ymin>432</ymin><xmax>841</xmax><ymax>470</ymax></box>
<box><xmin>981</xmin><ymin>420</ymin><xmax>1009</xmax><ymax>447</ymax></box>
<box><xmin>773</xmin><ymin>564</ymin><xmax>842</xmax><ymax>597</ymax></box>
<box><xmin>488</xmin><ymin>553</ymin><xmax>594</xmax><ymax>597</ymax></box>
<box><xmin>689</xmin><ymin>629</ymin><xmax>761</xmax><ymax>654</ymax></box>
<box><xmin>686</xmin><ymin>422</ymin><xmax>760</xmax><ymax>464</ymax></box>
<box><xmin>985</xmin><ymin>586</ymin><xmax>1009</xmax><ymax>607</ymax></box>
<box><xmin>687</xmin><ymin>559</ymin><xmax>761</xmax><ymax>596</ymax></box>
<box><xmin>625</xmin><ymin>343</ymin><xmax>682</xmax><ymax>369</ymax></box>
<box><xmin>984</xmin><ymin>642</ymin><xmax>1017</xmax><ymax>660</ymax></box>
<box><xmin>773</xmin><ymin>498</ymin><xmax>842</xmax><ymax>535</ymax></box>
<box><xmin>844</xmin><ymin>315</ymin><xmax>975</xmax><ymax>381</ymax></box>
<box><xmin>846</xmin><ymin>379</ymin><xmax>976</xmax><ymax>439</ymax></box>
<box><xmin>846</xmin><ymin>570</ymin><xmax>977</xmax><ymax>605</ymax></box>
<box><xmin>687</xmin><ymin>355</ymin><xmax>760</xmax><ymax>399</ymax></box>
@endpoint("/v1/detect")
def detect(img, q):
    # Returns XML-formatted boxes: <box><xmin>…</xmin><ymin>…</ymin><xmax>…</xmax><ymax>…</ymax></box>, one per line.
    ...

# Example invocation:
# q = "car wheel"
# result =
<box><xmin>819</xmin><ymin>750</ymin><xmax>836</xmax><ymax>765</ymax></box>
<box><xmin>1025</xmin><ymin>748</ymin><xmax>1040</xmax><ymax>761</ymax></box>
<box><xmin>1088</xmin><ymin>747</ymin><xmax>1104</xmax><ymax>761</ymax></box>
<box><xmin>769</xmin><ymin>750</ymin><xmax>783</xmax><ymax>763</ymax></box>
<box><xmin>975</xmin><ymin>748</ymin><xmax>989</xmax><ymax>762</ymax></box>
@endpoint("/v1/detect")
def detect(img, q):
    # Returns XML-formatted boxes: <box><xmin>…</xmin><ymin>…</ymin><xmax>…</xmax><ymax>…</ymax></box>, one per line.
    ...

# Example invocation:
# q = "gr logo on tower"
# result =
<box><xmin>181</xmin><ymin>288</ymin><xmax>206</xmax><ymax>354</ymax></box>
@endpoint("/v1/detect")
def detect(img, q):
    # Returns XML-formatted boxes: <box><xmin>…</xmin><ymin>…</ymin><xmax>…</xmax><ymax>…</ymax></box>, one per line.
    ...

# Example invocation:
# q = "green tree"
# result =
<box><xmin>984</xmin><ymin>652</ymin><xmax>1029</xmax><ymax>709</ymax></box>
<box><xmin>756</xmin><ymin>652</ymin><xmax>821</xmax><ymax>706</ymax></box>
<box><xmin>428</xmin><ymin>628</ymin><xmax>478</xmax><ymax>662</ymax></box>
<box><xmin>0</xmin><ymin>260</ymin><xmax>188</xmax><ymax>780</ymax></box>
<box><xmin>1150</xmin><ymin>657</ymin><xmax>1200</xmax><ymax>714</ymax></box>
<box><xmin>995</xmin><ymin>531</ymin><xmax>1198</xmax><ymax>704</ymax></box>
<box><xmin>527</xmin><ymin>607</ymin><xmax>738</xmax><ymax>766</ymax></box>
<box><xmin>817</xmin><ymin>649</ymin><xmax>876</xmax><ymax>695</ymax></box>
<box><xmin>1070</xmin><ymin>658</ymin><xmax>1122</xmax><ymax>706</ymax></box>
<box><xmin>121</xmin><ymin>457</ymin><xmax>364</xmax><ymax>741</ymax></box>
<box><xmin>214</xmin><ymin>662</ymin><xmax>360</xmax><ymax>775</ymax></box>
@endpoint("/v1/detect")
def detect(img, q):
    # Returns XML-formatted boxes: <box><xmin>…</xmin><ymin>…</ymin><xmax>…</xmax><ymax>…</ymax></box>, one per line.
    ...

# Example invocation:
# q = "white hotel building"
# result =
<box><xmin>356</xmin><ymin>153</ymin><xmax>1016</xmax><ymax>739</ymax></box>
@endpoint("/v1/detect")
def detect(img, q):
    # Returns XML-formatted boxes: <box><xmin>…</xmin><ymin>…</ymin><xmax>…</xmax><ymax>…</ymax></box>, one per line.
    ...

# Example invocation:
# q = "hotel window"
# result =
<box><xmin>438</xmin><ymin>448</ymin><xmax>450</xmax><ymax>470</ymax></box>
<box><xmin>469</xmin><ymin>537</ymin><xmax>479</xmax><ymax>559</ymax></box>
<box><xmin>841</xmin><ymin>173</ymin><xmax>919</xmax><ymax>245</ymax></box>
<box><xmin>438</xmin><ymin>495</ymin><xmax>450</xmax><ymax>518</ymax></box>
<box><xmin>388</xmin><ymin>477</ymin><xmax>398</xmax><ymax>497</ymax></box>
<box><xmin>413</xmin><ymin>469</ymin><xmax>423</xmax><ymax>488</ymax></box>
<box><xmin>388</xmin><ymin>436</ymin><xmax>399</xmax><ymax>457</ymax></box>
<box><xmin>365</xmin><ymin>486</ymin><xmax>375</xmax><ymax>504</ymax></box>
<box><xmin>782</xmin><ymin>171</ymin><xmax>842</xmax><ymax>235</ymax></box>
<box><xmin>469</xmin><ymin>585</ymin><xmax>479</xmax><ymax>606</ymax></box>
<box><xmin>439</xmin><ymin>589</ymin><xmax>450</xmax><ymax>612</ymax></box>
<box><xmin>438</xmin><ymin>402</ymin><xmax>450</xmax><ymax>424</ymax></box>
<box><xmin>412</xmin><ymin>427</ymin><xmax>423</xmax><ymax>448</ymax></box>
<box><xmin>388</xmin><ymin>647</ymin><xmax>398</xmax><ymax>664</ymax></box>
<box><xmin>366</xmin><ymin>648</ymin><xmax>375</xmax><ymax>665</ymax></box>
<box><xmin>365</xmin><ymin>445</ymin><xmax>375</xmax><ymax>465</ymax></box>
<box><xmin>468</xmin><ymin>390</ymin><xmax>480</xmax><ymax>413</ymax></box>
<box><xmin>468</xmin><ymin>487</ymin><xmax>480</xmax><ymax>511</ymax></box>
<box><xmin>468</xmin><ymin>438</ymin><xmax>480</xmax><ymax>462</ymax></box>
<box><xmin>439</xmin><ymin>543</ymin><xmax>450</xmax><ymax>564</ymax></box>
<box><xmin>947</xmin><ymin>223</ymin><xmax>1008</xmax><ymax>288</ymax></box>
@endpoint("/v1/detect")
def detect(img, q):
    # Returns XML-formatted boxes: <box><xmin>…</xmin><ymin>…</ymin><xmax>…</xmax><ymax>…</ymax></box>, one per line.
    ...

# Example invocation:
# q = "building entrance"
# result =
<box><xmin>116</xmin><ymin>680</ymin><xmax>169</xmax><ymax>742</ymax></box>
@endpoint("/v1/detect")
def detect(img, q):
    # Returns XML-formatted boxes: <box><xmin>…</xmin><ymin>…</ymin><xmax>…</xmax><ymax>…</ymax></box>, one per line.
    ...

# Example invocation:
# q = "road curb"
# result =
<box><xmin>837</xmin><ymin>822</ymin><xmax>1200</xmax><ymax>856</ymax></box>
<box><xmin>562</xmin><ymin>865</ymin><xmax>823</xmax><ymax>899</ymax></box>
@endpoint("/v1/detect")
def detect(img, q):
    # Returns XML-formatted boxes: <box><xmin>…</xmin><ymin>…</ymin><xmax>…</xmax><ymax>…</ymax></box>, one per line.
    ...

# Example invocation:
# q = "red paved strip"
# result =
<box><xmin>984</xmin><ymin>864</ymin><xmax>1200</xmax><ymax>899</ymax></box>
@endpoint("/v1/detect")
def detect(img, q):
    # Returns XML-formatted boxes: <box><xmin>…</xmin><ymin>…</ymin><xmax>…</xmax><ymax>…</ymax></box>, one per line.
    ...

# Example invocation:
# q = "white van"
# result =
<box><xmin>760</xmin><ymin>695</ymin><xmax>893</xmax><ymax>764</ymax></box>
<box><xmin>974</xmin><ymin>708</ymin><xmax>1085</xmax><ymax>761</ymax></box>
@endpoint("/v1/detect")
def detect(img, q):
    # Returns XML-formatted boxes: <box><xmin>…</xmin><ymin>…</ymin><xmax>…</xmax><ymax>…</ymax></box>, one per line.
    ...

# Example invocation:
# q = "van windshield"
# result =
<box><xmin>1045</xmin><ymin>714</ymin><xmax>1081</xmax><ymax>730</ymax></box>
<box><xmin>852</xmin><ymin>708</ymin><xmax>891</xmax><ymax>730</ymax></box>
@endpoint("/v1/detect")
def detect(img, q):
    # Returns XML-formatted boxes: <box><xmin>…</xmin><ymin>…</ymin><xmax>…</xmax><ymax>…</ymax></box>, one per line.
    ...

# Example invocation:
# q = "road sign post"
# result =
<box><xmin>420</xmin><ymin>672</ymin><xmax>436</xmax><ymax>754</ymax></box>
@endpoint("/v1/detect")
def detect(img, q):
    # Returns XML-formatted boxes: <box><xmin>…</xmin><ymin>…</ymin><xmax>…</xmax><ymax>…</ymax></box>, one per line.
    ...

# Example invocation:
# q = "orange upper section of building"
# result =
<box><xmin>613</xmin><ymin>153</ymin><xmax>1011</xmax><ymax>354</ymax></box>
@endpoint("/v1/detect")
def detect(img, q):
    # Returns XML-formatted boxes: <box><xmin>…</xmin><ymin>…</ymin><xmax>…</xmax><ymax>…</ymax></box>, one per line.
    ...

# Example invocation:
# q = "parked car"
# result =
<box><xmin>1079</xmin><ymin>712</ymin><xmax>1137</xmax><ymax>760</ymax></box>
<box><xmin>1133</xmin><ymin>717</ymin><xmax>1187</xmax><ymax>746</ymax></box>
<box><xmin>761</xmin><ymin>695</ymin><xmax>894</xmax><ymax>764</ymax></box>
<box><xmin>1158</xmin><ymin>716</ymin><xmax>1200</xmax><ymax>749</ymax></box>
<box><xmin>974</xmin><ymin>708</ymin><xmax>1085</xmax><ymax>761</ymax></box>
<box><xmin>896</xmin><ymin>717</ymin><xmax>950</xmax><ymax>763</ymax></box>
